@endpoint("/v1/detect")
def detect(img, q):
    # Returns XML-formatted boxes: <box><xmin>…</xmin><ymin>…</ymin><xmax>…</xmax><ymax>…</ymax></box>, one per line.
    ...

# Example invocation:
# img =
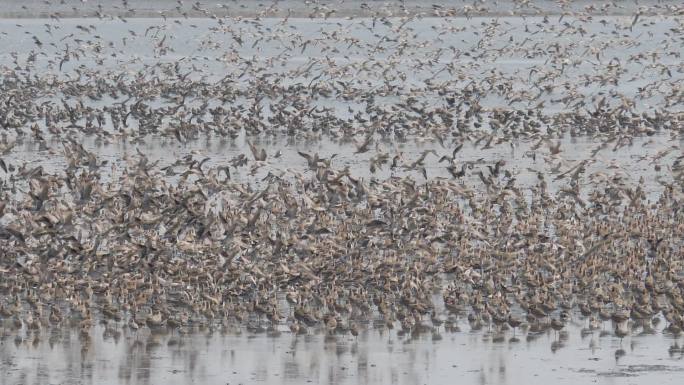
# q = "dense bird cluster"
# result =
<box><xmin>1</xmin><ymin>143</ymin><xmax>684</xmax><ymax>340</ymax></box>
<box><xmin>0</xmin><ymin>0</ymin><xmax>683</xmax><ymax>351</ymax></box>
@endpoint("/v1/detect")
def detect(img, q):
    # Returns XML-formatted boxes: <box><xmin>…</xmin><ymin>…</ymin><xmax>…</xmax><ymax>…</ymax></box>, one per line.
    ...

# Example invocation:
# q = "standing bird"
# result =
<box><xmin>247</xmin><ymin>140</ymin><xmax>267</xmax><ymax>161</ymax></box>
<box><xmin>508</xmin><ymin>314</ymin><xmax>522</xmax><ymax>337</ymax></box>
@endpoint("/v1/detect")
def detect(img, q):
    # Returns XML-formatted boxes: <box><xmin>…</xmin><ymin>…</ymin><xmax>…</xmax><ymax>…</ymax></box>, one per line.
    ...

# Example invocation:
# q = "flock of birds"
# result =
<box><xmin>0</xmin><ymin>0</ymin><xmax>683</xmax><ymax>359</ymax></box>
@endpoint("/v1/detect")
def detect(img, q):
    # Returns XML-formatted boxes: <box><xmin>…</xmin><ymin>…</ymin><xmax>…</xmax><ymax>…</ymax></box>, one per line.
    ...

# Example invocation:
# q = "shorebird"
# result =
<box><xmin>614</xmin><ymin>322</ymin><xmax>629</xmax><ymax>344</ymax></box>
<box><xmin>508</xmin><ymin>314</ymin><xmax>522</xmax><ymax>336</ymax></box>
<box><xmin>551</xmin><ymin>318</ymin><xmax>565</xmax><ymax>340</ymax></box>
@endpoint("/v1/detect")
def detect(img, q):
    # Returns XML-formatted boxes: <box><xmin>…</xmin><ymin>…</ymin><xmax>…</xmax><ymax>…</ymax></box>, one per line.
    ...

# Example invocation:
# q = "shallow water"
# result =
<box><xmin>5</xmin><ymin>129</ymin><xmax>682</xmax><ymax>201</ymax></box>
<box><xmin>2</xmin><ymin>316</ymin><xmax>684</xmax><ymax>385</ymax></box>
<box><xmin>0</xmin><ymin>0</ymin><xmax>670</xmax><ymax>18</ymax></box>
